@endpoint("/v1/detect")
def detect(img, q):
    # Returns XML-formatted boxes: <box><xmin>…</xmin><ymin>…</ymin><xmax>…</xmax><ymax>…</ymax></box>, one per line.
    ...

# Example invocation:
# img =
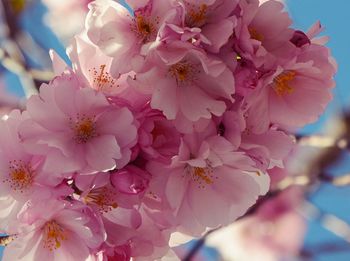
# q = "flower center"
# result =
<box><xmin>4</xmin><ymin>160</ymin><xmax>34</xmax><ymax>192</ymax></box>
<box><xmin>137</xmin><ymin>15</ymin><xmax>152</xmax><ymax>34</ymax></box>
<box><xmin>131</xmin><ymin>14</ymin><xmax>159</xmax><ymax>43</ymax></box>
<box><xmin>71</xmin><ymin>115</ymin><xmax>98</xmax><ymax>144</ymax></box>
<box><xmin>43</xmin><ymin>221</ymin><xmax>67</xmax><ymax>251</ymax></box>
<box><xmin>248</xmin><ymin>27</ymin><xmax>264</xmax><ymax>42</ymax></box>
<box><xmin>89</xmin><ymin>64</ymin><xmax>118</xmax><ymax>92</ymax></box>
<box><xmin>186</xmin><ymin>4</ymin><xmax>208</xmax><ymax>27</ymax></box>
<box><xmin>168</xmin><ymin>61</ymin><xmax>199</xmax><ymax>85</ymax></box>
<box><xmin>272</xmin><ymin>70</ymin><xmax>296</xmax><ymax>96</ymax></box>
<box><xmin>83</xmin><ymin>187</ymin><xmax>118</xmax><ymax>213</ymax></box>
<box><xmin>185</xmin><ymin>164</ymin><xmax>217</xmax><ymax>189</ymax></box>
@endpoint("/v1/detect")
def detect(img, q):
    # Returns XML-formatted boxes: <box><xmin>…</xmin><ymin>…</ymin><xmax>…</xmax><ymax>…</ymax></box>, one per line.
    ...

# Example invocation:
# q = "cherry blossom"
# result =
<box><xmin>0</xmin><ymin>0</ymin><xmax>337</xmax><ymax>259</ymax></box>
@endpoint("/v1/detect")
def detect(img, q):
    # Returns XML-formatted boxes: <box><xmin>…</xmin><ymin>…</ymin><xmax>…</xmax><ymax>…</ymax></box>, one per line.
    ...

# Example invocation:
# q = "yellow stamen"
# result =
<box><xmin>273</xmin><ymin>71</ymin><xmax>296</xmax><ymax>96</ymax></box>
<box><xmin>248</xmin><ymin>27</ymin><xmax>264</xmax><ymax>42</ymax></box>
<box><xmin>4</xmin><ymin>160</ymin><xmax>34</xmax><ymax>192</ymax></box>
<box><xmin>186</xmin><ymin>4</ymin><xmax>208</xmax><ymax>27</ymax></box>
<box><xmin>43</xmin><ymin>221</ymin><xmax>67</xmax><ymax>251</ymax></box>
<box><xmin>83</xmin><ymin>187</ymin><xmax>118</xmax><ymax>213</ymax></box>
<box><xmin>71</xmin><ymin>115</ymin><xmax>98</xmax><ymax>144</ymax></box>
<box><xmin>168</xmin><ymin>61</ymin><xmax>198</xmax><ymax>85</ymax></box>
<box><xmin>89</xmin><ymin>64</ymin><xmax>118</xmax><ymax>92</ymax></box>
<box><xmin>137</xmin><ymin>15</ymin><xmax>152</xmax><ymax>35</ymax></box>
<box><xmin>131</xmin><ymin>14</ymin><xmax>159</xmax><ymax>43</ymax></box>
<box><xmin>193</xmin><ymin>167</ymin><xmax>213</xmax><ymax>184</ymax></box>
<box><xmin>185</xmin><ymin>164</ymin><xmax>217</xmax><ymax>189</ymax></box>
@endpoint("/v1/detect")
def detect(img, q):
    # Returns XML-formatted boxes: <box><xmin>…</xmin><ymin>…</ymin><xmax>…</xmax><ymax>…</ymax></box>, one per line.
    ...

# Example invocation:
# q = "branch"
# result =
<box><xmin>300</xmin><ymin>241</ymin><xmax>350</xmax><ymax>259</ymax></box>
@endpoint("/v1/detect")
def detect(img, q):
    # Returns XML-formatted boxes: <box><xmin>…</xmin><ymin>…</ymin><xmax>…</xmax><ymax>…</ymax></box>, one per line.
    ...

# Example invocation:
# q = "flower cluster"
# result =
<box><xmin>0</xmin><ymin>0</ymin><xmax>336</xmax><ymax>260</ymax></box>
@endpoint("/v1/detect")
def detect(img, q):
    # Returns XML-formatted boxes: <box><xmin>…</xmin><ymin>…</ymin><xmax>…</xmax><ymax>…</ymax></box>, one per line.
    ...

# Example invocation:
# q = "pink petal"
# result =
<box><xmin>86</xmin><ymin>135</ymin><xmax>121</xmax><ymax>171</ymax></box>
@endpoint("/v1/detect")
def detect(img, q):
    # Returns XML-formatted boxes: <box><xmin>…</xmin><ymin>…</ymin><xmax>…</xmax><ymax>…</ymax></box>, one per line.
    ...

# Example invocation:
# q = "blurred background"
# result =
<box><xmin>1</xmin><ymin>0</ymin><xmax>350</xmax><ymax>260</ymax></box>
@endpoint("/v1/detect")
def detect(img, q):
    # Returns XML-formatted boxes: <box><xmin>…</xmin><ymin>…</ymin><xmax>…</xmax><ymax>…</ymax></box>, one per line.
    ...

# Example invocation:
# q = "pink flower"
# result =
<box><xmin>240</xmin><ymin>41</ymin><xmax>336</xmax><ymax>131</ymax></box>
<box><xmin>132</xmin><ymin>42</ymin><xmax>234</xmax><ymax>122</ymax></box>
<box><xmin>219</xmin><ymin>108</ymin><xmax>246</xmax><ymax>148</ymax></box>
<box><xmin>0</xmin><ymin>195</ymin><xmax>25</xmax><ymax>235</ymax></box>
<box><xmin>240</xmin><ymin>129</ymin><xmax>295</xmax><ymax>169</ymax></box>
<box><xmin>235</xmin><ymin>0</ymin><xmax>296</xmax><ymax>67</ymax></box>
<box><xmin>0</xmin><ymin>110</ymin><xmax>72</xmax><ymax>234</ymax></box>
<box><xmin>94</xmin><ymin>243</ymin><xmax>131</xmax><ymax>261</ymax></box>
<box><xmin>69</xmin><ymin>33</ymin><xmax>151</xmax><ymax>107</ymax></box>
<box><xmin>233</xmin><ymin>58</ymin><xmax>262</xmax><ymax>97</ymax></box>
<box><xmin>69</xmin><ymin>34</ymin><xmax>153</xmax><ymax>116</ymax></box>
<box><xmin>111</xmin><ymin>165</ymin><xmax>151</xmax><ymax>195</ymax></box>
<box><xmin>147</xmin><ymin>128</ymin><xmax>270</xmax><ymax>236</ymax></box>
<box><xmin>74</xmin><ymin>173</ymin><xmax>143</xmax><ymax>247</ymax></box>
<box><xmin>168</xmin><ymin>0</ymin><xmax>238</xmax><ymax>53</ymax></box>
<box><xmin>0</xmin><ymin>111</ymin><xmax>47</xmax><ymax>197</ymax></box>
<box><xmin>134</xmin><ymin>106</ymin><xmax>181</xmax><ymax>163</ymax></box>
<box><xmin>86</xmin><ymin>0</ymin><xmax>180</xmax><ymax>76</ymax></box>
<box><xmin>69</xmin><ymin>34</ymin><xmax>130</xmax><ymax>95</ymax></box>
<box><xmin>268</xmin><ymin>43</ymin><xmax>336</xmax><ymax>128</ymax></box>
<box><xmin>219</xmin><ymin>107</ymin><xmax>295</xmax><ymax>169</ymax></box>
<box><xmin>127</xmin><ymin>207</ymin><xmax>173</xmax><ymax>261</ymax></box>
<box><xmin>207</xmin><ymin>188</ymin><xmax>305</xmax><ymax>261</ymax></box>
<box><xmin>19</xmin><ymin>72</ymin><xmax>138</xmax><ymax>174</ymax></box>
<box><xmin>93</xmin><ymin>205</ymin><xmax>173</xmax><ymax>261</ymax></box>
<box><xmin>3</xmin><ymin>200</ymin><xmax>105</xmax><ymax>261</ymax></box>
<box><xmin>208</xmin><ymin>213</ymin><xmax>305</xmax><ymax>261</ymax></box>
